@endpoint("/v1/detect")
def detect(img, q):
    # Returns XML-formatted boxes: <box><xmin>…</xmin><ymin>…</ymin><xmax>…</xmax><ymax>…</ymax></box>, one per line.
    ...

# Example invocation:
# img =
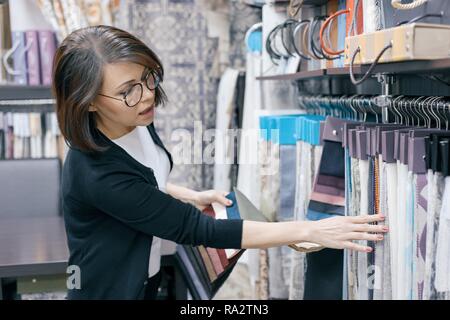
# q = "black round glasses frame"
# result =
<box><xmin>98</xmin><ymin>69</ymin><xmax>161</xmax><ymax>107</ymax></box>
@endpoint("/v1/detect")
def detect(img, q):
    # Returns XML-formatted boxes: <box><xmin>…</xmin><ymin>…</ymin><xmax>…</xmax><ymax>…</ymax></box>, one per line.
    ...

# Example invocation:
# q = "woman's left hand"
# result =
<box><xmin>193</xmin><ymin>190</ymin><xmax>233</xmax><ymax>211</ymax></box>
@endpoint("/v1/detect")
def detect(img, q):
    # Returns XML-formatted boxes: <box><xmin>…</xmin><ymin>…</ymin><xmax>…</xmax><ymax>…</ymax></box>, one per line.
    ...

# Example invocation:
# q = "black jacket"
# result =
<box><xmin>62</xmin><ymin>123</ymin><xmax>243</xmax><ymax>299</ymax></box>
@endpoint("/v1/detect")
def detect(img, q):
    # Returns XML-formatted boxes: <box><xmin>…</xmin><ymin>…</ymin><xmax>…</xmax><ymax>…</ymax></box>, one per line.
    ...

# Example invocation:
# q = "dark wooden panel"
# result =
<box><xmin>0</xmin><ymin>217</ymin><xmax>69</xmax><ymax>278</ymax></box>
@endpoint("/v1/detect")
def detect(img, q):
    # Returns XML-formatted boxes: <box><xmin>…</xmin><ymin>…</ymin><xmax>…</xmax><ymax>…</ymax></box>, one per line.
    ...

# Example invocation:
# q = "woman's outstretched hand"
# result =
<box><xmin>193</xmin><ymin>190</ymin><xmax>232</xmax><ymax>211</ymax></box>
<box><xmin>308</xmin><ymin>214</ymin><xmax>388</xmax><ymax>253</ymax></box>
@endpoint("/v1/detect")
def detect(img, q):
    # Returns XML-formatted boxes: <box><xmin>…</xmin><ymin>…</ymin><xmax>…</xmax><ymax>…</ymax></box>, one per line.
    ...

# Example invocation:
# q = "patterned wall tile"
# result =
<box><xmin>127</xmin><ymin>0</ymin><xmax>260</xmax><ymax>190</ymax></box>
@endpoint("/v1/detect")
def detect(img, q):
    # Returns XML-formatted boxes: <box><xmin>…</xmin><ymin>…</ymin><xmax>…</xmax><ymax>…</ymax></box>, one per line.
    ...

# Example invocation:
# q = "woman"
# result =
<box><xmin>54</xmin><ymin>25</ymin><xmax>387</xmax><ymax>300</ymax></box>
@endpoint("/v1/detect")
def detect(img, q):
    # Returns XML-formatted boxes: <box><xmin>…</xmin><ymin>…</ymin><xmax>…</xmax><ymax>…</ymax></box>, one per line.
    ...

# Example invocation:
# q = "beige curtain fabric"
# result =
<box><xmin>36</xmin><ymin>0</ymin><xmax>122</xmax><ymax>42</ymax></box>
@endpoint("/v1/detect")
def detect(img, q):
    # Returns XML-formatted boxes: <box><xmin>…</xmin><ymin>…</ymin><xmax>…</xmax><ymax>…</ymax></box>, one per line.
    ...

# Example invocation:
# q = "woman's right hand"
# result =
<box><xmin>307</xmin><ymin>214</ymin><xmax>388</xmax><ymax>253</ymax></box>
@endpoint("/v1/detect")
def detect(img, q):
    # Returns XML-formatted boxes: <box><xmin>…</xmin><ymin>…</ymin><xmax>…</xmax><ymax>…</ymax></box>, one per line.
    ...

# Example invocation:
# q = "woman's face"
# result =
<box><xmin>89</xmin><ymin>62</ymin><xmax>156</xmax><ymax>139</ymax></box>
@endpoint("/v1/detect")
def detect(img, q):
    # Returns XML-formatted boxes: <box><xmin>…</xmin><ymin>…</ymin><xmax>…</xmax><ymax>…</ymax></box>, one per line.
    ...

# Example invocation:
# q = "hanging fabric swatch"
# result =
<box><xmin>304</xmin><ymin>116</ymin><xmax>346</xmax><ymax>300</ymax></box>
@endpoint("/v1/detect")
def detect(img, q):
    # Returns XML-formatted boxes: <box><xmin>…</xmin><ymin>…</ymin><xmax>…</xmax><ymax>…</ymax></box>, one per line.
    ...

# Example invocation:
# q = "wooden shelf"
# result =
<box><xmin>0</xmin><ymin>99</ymin><xmax>55</xmax><ymax>108</ymax></box>
<box><xmin>369</xmin><ymin>58</ymin><xmax>450</xmax><ymax>75</ymax></box>
<box><xmin>256</xmin><ymin>69</ymin><xmax>326</xmax><ymax>81</ymax></box>
<box><xmin>326</xmin><ymin>65</ymin><xmax>364</xmax><ymax>76</ymax></box>
<box><xmin>303</xmin><ymin>0</ymin><xmax>328</xmax><ymax>5</ymax></box>
<box><xmin>0</xmin><ymin>85</ymin><xmax>53</xmax><ymax>100</ymax></box>
<box><xmin>243</xmin><ymin>0</ymin><xmax>326</xmax><ymax>9</ymax></box>
<box><xmin>256</xmin><ymin>58</ymin><xmax>450</xmax><ymax>82</ymax></box>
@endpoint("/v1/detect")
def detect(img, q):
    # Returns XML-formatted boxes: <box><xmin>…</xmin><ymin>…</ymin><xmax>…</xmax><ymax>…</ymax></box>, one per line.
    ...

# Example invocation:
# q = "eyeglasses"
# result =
<box><xmin>98</xmin><ymin>69</ymin><xmax>161</xmax><ymax>107</ymax></box>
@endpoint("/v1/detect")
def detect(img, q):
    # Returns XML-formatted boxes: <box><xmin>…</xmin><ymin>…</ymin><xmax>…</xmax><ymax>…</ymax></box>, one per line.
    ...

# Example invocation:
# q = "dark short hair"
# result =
<box><xmin>52</xmin><ymin>25</ymin><xmax>167</xmax><ymax>153</ymax></box>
